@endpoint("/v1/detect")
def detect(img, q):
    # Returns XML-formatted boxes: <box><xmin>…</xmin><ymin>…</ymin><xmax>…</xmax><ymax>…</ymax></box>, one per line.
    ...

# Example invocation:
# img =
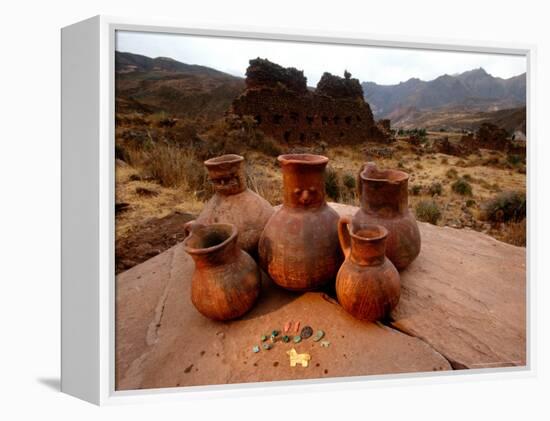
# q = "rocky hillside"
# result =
<box><xmin>388</xmin><ymin>105</ymin><xmax>526</xmax><ymax>133</ymax></box>
<box><xmin>362</xmin><ymin>68</ymin><xmax>526</xmax><ymax>121</ymax></box>
<box><xmin>115</xmin><ymin>51</ymin><xmax>245</xmax><ymax>120</ymax></box>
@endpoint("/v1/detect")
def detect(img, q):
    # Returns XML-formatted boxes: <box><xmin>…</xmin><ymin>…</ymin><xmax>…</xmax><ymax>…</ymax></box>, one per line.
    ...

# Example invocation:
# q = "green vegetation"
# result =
<box><xmin>415</xmin><ymin>200</ymin><xmax>442</xmax><ymax>225</ymax></box>
<box><xmin>452</xmin><ymin>177</ymin><xmax>473</xmax><ymax>196</ymax></box>
<box><xmin>410</xmin><ymin>184</ymin><xmax>422</xmax><ymax>196</ymax></box>
<box><xmin>481</xmin><ymin>191</ymin><xmax>526</xmax><ymax>223</ymax></box>
<box><xmin>428</xmin><ymin>182</ymin><xmax>443</xmax><ymax>196</ymax></box>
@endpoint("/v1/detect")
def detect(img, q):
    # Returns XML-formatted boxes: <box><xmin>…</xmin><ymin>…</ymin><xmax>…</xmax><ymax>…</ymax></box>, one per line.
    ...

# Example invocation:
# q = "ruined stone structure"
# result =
<box><xmin>230</xmin><ymin>58</ymin><xmax>392</xmax><ymax>145</ymax></box>
<box><xmin>435</xmin><ymin>122</ymin><xmax>523</xmax><ymax>157</ymax></box>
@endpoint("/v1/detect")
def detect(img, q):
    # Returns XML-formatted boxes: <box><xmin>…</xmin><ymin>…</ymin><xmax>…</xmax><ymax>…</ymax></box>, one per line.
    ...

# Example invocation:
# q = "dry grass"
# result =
<box><xmin>116</xmin><ymin>123</ymin><xmax>526</xmax><ymax>248</ymax></box>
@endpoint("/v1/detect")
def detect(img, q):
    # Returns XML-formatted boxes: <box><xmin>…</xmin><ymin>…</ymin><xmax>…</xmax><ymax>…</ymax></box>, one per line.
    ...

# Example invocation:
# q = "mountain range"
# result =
<box><xmin>116</xmin><ymin>51</ymin><xmax>526</xmax><ymax>132</ymax></box>
<box><xmin>362</xmin><ymin>68</ymin><xmax>526</xmax><ymax>127</ymax></box>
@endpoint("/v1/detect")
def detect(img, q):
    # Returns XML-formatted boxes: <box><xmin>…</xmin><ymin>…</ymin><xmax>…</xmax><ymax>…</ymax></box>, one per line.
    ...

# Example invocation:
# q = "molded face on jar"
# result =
<box><xmin>258</xmin><ymin>153</ymin><xmax>342</xmax><ymax>291</ymax></box>
<box><xmin>204</xmin><ymin>154</ymin><xmax>246</xmax><ymax>195</ymax></box>
<box><xmin>278</xmin><ymin>154</ymin><xmax>328</xmax><ymax>208</ymax></box>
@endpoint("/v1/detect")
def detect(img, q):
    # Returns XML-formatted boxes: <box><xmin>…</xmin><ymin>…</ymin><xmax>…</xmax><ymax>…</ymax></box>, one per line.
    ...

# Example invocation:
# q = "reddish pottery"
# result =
<box><xmin>196</xmin><ymin>154</ymin><xmax>274</xmax><ymax>255</ymax></box>
<box><xmin>258</xmin><ymin>153</ymin><xmax>342</xmax><ymax>291</ymax></box>
<box><xmin>353</xmin><ymin>162</ymin><xmax>421</xmax><ymax>270</ymax></box>
<box><xmin>336</xmin><ymin>216</ymin><xmax>400</xmax><ymax>322</ymax></box>
<box><xmin>183</xmin><ymin>221</ymin><xmax>260</xmax><ymax>321</ymax></box>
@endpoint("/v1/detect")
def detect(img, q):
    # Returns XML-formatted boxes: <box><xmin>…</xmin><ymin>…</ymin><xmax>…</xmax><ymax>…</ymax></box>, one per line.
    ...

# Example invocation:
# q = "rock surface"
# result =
<box><xmin>116</xmin><ymin>203</ymin><xmax>526</xmax><ymax>390</ymax></box>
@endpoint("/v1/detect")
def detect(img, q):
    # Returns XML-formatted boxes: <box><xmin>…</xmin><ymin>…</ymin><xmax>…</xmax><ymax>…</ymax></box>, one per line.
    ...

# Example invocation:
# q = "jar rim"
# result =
<box><xmin>278</xmin><ymin>153</ymin><xmax>329</xmax><ymax>166</ymax></box>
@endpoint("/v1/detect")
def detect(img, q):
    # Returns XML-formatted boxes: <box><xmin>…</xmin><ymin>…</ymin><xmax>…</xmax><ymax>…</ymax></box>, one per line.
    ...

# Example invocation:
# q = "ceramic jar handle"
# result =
<box><xmin>184</xmin><ymin>220</ymin><xmax>205</xmax><ymax>236</ymax></box>
<box><xmin>338</xmin><ymin>216</ymin><xmax>352</xmax><ymax>259</ymax></box>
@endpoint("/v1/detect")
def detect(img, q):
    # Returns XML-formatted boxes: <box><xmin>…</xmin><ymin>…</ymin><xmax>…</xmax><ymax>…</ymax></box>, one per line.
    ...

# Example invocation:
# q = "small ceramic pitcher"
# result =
<box><xmin>183</xmin><ymin>221</ymin><xmax>260</xmax><ymax>321</ymax></box>
<box><xmin>336</xmin><ymin>216</ymin><xmax>400</xmax><ymax>322</ymax></box>
<box><xmin>353</xmin><ymin>162</ymin><xmax>421</xmax><ymax>270</ymax></box>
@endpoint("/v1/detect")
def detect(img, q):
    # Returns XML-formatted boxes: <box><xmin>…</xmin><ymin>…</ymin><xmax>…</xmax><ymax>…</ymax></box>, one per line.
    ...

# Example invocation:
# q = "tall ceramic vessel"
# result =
<box><xmin>352</xmin><ymin>162</ymin><xmax>421</xmax><ymax>270</ymax></box>
<box><xmin>183</xmin><ymin>221</ymin><xmax>260</xmax><ymax>321</ymax></box>
<box><xmin>258</xmin><ymin>154</ymin><xmax>342</xmax><ymax>291</ymax></box>
<box><xmin>336</xmin><ymin>217</ymin><xmax>400</xmax><ymax>321</ymax></box>
<box><xmin>196</xmin><ymin>154</ymin><xmax>274</xmax><ymax>256</ymax></box>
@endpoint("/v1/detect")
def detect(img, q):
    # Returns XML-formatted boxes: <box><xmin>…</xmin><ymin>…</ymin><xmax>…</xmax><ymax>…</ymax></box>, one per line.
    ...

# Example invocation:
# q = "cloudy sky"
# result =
<box><xmin>116</xmin><ymin>30</ymin><xmax>526</xmax><ymax>86</ymax></box>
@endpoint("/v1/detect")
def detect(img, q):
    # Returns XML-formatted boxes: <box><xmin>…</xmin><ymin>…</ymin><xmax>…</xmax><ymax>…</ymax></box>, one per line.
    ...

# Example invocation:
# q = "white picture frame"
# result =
<box><xmin>61</xmin><ymin>15</ymin><xmax>535</xmax><ymax>405</ymax></box>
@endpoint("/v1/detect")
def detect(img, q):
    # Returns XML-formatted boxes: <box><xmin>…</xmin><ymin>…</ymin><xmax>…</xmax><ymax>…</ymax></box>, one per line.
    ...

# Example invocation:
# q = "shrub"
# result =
<box><xmin>415</xmin><ymin>200</ymin><xmax>441</xmax><ymax>225</ymax></box>
<box><xmin>428</xmin><ymin>182</ymin><xmax>443</xmax><ymax>196</ymax></box>
<box><xmin>507</xmin><ymin>154</ymin><xmax>524</xmax><ymax>166</ymax></box>
<box><xmin>481</xmin><ymin>191</ymin><xmax>526</xmax><ymax>223</ymax></box>
<box><xmin>465</xmin><ymin>199</ymin><xmax>476</xmax><ymax>208</ymax></box>
<box><xmin>410</xmin><ymin>184</ymin><xmax>422</xmax><ymax>196</ymax></box>
<box><xmin>446</xmin><ymin>168</ymin><xmax>458</xmax><ymax>179</ymax></box>
<box><xmin>343</xmin><ymin>173</ymin><xmax>356</xmax><ymax>190</ymax></box>
<box><xmin>462</xmin><ymin>174</ymin><xmax>473</xmax><ymax>182</ymax></box>
<box><xmin>440</xmin><ymin>157</ymin><xmax>449</xmax><ymax>165</ymax></box>
<box><xmin>452</xmin><ymin>177</ymin><xmax>473</xmax><ymax>196</ymax></box>
<box><xmin>324</xmin><ymin>166</ymin><xmax>341</xmax><ymax>201</ymax></box>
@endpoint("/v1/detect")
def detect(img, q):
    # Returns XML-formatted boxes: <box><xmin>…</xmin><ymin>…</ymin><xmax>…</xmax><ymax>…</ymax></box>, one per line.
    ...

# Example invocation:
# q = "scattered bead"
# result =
<box><xmin>261</xmin><ymin>335</ymin><xmax>268</xmax><ymax>342</ymax></box>
<box><xmin>295</xmin><ymin>321</ymin><xmax>301</xmax><ymax>333</ymax></box>
<box><xmin>282</xmin><ymin>335</ymin><xmax>290</xmax><ymax>343</ymax></box>
<box><xmin>262</xmin><ymin>343</ymin><xmax>272</xmax><ymax>350</ymax></box>
<box><xmin>284</xmin><ymin>321</ymin><xmax>292</xmax><ymax>333</ymax></box>
<box><xmin>320</xmin><ymin>340</ymin><xmax>330</xmax><ymax>348</ymax></box>
<box><xmin>300</xmin><ymin>326</ymin><xmax>313</xmax><ymax>339</ymax></box>
<box><xmin>313</xmin><ymin>330</ymin><xmax>325</xmax><ymax>342</ymax></box>
<box><xmin>271</xmin><ymin>330</ymin><xmax>279</xmax><ymax>337</ymax></box>
<box><xmin>252</xmin><ymin>345</ymin><xmax>260</xmax><ymax>353</ymax></box>
<box><xmin>293</xmin><ymin>335</ymin><xmax>302</xmax><ymax>343</ymax></box>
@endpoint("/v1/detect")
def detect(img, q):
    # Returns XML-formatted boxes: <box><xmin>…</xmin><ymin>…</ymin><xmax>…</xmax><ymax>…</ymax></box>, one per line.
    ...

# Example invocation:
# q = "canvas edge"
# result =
<box><xmin>60</xmin><ymin>14</ymin><xmax>536</xmax><ymax>406</ymax></box>
<box><xmin>61</xmin><ymin>15</ymin><xmax>102</xmax><ymax>405</ymax></box>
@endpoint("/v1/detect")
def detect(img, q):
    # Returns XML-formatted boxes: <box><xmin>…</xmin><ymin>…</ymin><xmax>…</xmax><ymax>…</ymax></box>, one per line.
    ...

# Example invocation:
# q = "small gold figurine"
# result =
<box><xmin>287</xmin><ymin>348</ymin><xmax>311</xmax><ymax>367</ymax></box>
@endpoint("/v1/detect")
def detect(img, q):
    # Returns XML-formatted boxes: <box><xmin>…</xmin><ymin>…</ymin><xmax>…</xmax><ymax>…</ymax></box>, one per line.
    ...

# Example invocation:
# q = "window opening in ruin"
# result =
<box><xmin>299</xmin><ymin>133</ymin><xmax>306</xmax><ymax>141</ymax></box>
<box><xmin>273</xmin><ymin>114</ymin><xmax>283</xmax><ymax>124</ymax></box>
<box><xmin>290</xmin><ymin>112</ymin><xmax>299</xmax><ymax>123</ymax></box>
<box><xmin>306</xmin><ymin>116</ymin><xmax>314</xmax><ymax>125</ymax></box>
<box><xmin>334</xmin><ymin>116</ymin><xmax>340</xmax><ymax>125</ymax></box>
<box><xmin>255</xmin><ymin>115</ymin><xmax>262</xmax><ymax>124</ymax></box>
<box><xmin>321</xmin><ymin>116</ymin><xmax>329</xmax><ymax>126</ymax></box>
<box><xmin>345</xmin><ymin>116</ymin><xmax>352</xmax><ymax>125</ymax></box>
<box><xmin>284</xmin><ymin>131</ymin><xmax>291</xmax><ymax>142</ymax></box>
<box><xmin>313</xmin><ymin>132</ymin><xmax>321</xmax><ymax>140</ymax></box>
<box><xmin>356</xmin><ymin>115</ymin><xmax>362</xmax><ymax>122</ymax></box>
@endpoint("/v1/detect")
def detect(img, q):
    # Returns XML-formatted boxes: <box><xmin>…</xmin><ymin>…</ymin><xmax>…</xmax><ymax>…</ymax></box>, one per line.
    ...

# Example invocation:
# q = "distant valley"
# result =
<box><xmin>362</xmin><ymin>68</ymin><xmax>526</xmax><ymax>131</ymax></box>
<box><xmin>116</xmin><ymin>51</ymin><xmax>526</xmax><ymax>133</ymax></box>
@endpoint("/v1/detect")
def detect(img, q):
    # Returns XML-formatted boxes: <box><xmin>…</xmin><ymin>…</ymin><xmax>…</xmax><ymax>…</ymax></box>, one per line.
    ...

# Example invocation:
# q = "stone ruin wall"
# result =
<box><xmin>230</xmin><ymin>58</ymin><xmax>392</xmax><ymax>145</ymax></box>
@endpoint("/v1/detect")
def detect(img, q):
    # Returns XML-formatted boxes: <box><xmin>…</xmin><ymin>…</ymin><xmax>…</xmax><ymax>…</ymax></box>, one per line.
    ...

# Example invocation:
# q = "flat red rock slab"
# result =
<box><xmin>115</xmin><ymin>203</ymin><xmax>526</xmax><ymax>391</ymax></box>
<box><xmin>330</xmin><ymin>203</ymin><xmax>526</xmax><ymax>369</ymax></box>
<box><xmin>116</xmin><ymin>243</ymin><xmax>450</xmax><ymax>390</ymax></box>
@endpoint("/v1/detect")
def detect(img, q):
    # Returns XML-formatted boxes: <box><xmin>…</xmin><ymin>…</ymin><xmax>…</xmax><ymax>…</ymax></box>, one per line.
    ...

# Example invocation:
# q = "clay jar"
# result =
<box><xmin>183</xmin><ymin>221</ymin><xmax>260</xmax><ymax>321</ymax></box>
<box><xmin>196</xmin><ymin>154</ymin><xmax>274</xmax><ymax>255</ymax></box>
<box><xmin>336</xmin><ymin>217</ymin><xmax>400</xmax><ymax>322</ymax></box>
<box><xmin>259</xmin><ymin>154</ymin><xmax>342</xmax><ymax>291</ymax></box>
<box><xmin>353</xmin><ymin>162</ymin><xmax>421</xmax><ymax>270</ymax></box>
